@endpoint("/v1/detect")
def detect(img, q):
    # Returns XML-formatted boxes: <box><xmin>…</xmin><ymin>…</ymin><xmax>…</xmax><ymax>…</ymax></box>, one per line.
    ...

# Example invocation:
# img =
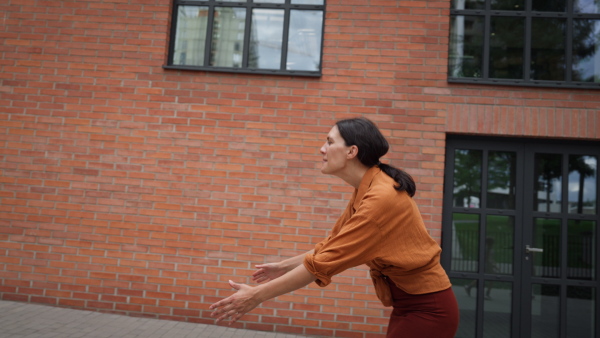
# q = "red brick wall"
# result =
<box><xmin>1</xmin><ymin>0</ymin><xmax>599</xmax><ymax>337</ymax></box>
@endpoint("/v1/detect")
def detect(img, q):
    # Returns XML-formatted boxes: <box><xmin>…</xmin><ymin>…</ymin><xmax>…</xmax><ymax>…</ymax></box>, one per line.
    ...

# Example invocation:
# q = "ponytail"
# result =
<box><xmin>379</xmin><ymin>163</ymin><xmax>416</xmax><ymax>197</ymax></box>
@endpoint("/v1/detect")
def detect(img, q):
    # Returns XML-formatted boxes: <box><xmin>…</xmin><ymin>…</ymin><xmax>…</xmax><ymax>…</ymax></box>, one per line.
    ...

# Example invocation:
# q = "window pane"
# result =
<box><xmin>567</xmin><ymin>286</ymin><xmax>595</xmax><ymax>337</ymax></box>
<box><xmin>292</xmin><ymin>0</ymin><xmax>324</xmax><ymax>4</ymax></box>
<box><xmin>531</xmin><ymin>284</ymin><xmax>560</xmax><ymax>338</ymax></box>
<box><xmin>491</xmin><ymin>0</ymin><xmax>524</xmax><ymax>10</ymax></box>
<box><xmin>451</xmin><ymin>0</ymin><xmax>485</xmax><ymax>10</ymax></box>
<box><xmin>449</xmin><ymin>16</ymin><xmax>484</xmax><ymax>78</ymax></box>
<box><xmin>483</xmin><ymin>282</ymin><xmax>512</xmax><ymax>337</ymax></box>
<box><xmin>287</xmin><ymin>10</ymin><xmax>323</xmax><ymax>71</ymax></box>
<box><xmin>531</xmin><ymin>18</ymin><xmax>566</xmax><ymax>81</ymax></box>
<box><xmin>568</xmin><ymin>155</ymin><xmax>597</xmax><ymax>214</ymax></box>
<box><xmin>575</xmin><ymin>0</ymin><xmax>600</xmax><ymax>13</ymax></box>
<box><xmin>173</xmin><ymin>6</ymin><xmax>209</xmax><ymax>66</ymax></box>
<box><xmin>451</xmin><ymin>278</ymin><xmax>477</xmax><ymax>338</ymax></box>
<box><xmin>210</xmin><ymin>7</ymin><xmax>247</xmax><ymax>68</ymax></box>
<box><xmin>534</xmin><ymin>153</ymin><xmax>563</xmax><ymax>213</ymax></box>
<box><xmin>452</xmin><ymin>213</ymin><xmax>480</xmax><ymax>272</ymax></box>
<box><xmin>248</xmin><ymin>9</ymin><xmax>284</xmax><ymax>69</ymax></box>
<box><xmin>487</xmin><ymin>151</ymin><xmax>517</xmax><ymax>209</ymax></box>
<box><xmin>486</xmin><ymin>215</ymin><xmax>514</xmax><ymax>275</ymax></box>
<box><xmin>533</xmin><ymin>218</ymin><xmax>561</xmax><ymax>278</ymax></box>
<box><xmin>532</xmin><ymin>0</ymin><xmax>566</xmax><ymax>12</ymax></box>
<box><xmin>573</xmin><ymin>19</ymin><xmax>600</xmax><ymax>83</ymax></box>
<box><xmin>568</xmin><ymin>220</ymin><xmax>596</xmax><ymax>280</ymax></box>
<box><xmin>453</xmin><ymin>149</ymin><xmax>482</xmax><ymax>208</ymax></box>
<box><xmin>254</xmin><ymin>0</ymin><xmax>285</xmax><ymax>3</ymax></box>
<box><xmin>489</xmin><ymin>17</ymin><xmax>524</xmax><ymax>79</ymax></box>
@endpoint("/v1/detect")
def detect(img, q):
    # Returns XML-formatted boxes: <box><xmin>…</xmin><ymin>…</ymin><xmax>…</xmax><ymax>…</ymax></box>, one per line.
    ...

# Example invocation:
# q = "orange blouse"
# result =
<box><xmin>303</xmin><ymin>166</ymin><xmax>451</xmax><ymax>306</ymax></box>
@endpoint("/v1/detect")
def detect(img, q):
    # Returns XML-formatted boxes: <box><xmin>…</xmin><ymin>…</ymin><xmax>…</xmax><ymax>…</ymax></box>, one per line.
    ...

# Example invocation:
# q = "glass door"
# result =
<box><xmin>522</xmin><ymin>148</ymin><xmax>598</xmax><ymax>338</ymax></box>
<box><xmin>442</xmin><ymin>136</ymin><xmax>600</xmax><ymax>338</ymax></box>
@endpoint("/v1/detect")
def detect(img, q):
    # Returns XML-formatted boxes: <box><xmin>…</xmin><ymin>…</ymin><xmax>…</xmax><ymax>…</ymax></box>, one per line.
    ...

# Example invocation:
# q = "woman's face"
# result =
<box><xmin>320</xmin><ymin>125</ymin><xmax>351</xmax><ymax>176</ymax></box>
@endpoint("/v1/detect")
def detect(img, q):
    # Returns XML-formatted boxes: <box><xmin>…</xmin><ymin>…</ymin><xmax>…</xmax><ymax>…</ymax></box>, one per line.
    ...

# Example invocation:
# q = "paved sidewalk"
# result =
<box><xmin>0</xmin><ymin>300</ymin><xmax>311</xmax><ymax>338</ymax></box>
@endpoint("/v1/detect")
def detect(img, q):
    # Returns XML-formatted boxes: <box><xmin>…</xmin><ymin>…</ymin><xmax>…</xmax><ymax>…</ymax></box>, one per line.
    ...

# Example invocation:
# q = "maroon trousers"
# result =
<box><xmin>386</xmin><ymin>279</ymin><xmax>459</xmax><ymax>338</ymax></box>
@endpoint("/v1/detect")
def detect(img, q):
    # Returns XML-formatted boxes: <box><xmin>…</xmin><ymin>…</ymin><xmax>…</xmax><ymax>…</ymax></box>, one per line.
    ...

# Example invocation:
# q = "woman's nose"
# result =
<box><xmin>320</xmin><ymin>143</ymin><xmax>326</xmax><ymax>154</ymax></box>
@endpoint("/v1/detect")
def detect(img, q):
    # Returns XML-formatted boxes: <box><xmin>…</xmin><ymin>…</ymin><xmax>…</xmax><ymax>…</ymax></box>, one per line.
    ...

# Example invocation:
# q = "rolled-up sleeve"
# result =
<box><xmin>303</xmin><ymin>192</ymin><xmax>387</xmax><ymax>287</ymax></box>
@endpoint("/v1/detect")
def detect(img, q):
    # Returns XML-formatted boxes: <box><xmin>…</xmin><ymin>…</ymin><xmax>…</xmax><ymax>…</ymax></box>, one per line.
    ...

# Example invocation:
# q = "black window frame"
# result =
<box><xmin>448</xmin><ymin>0</ymin><xmax>600</xmax><ymax>90</ymax></box>
<box><xmin>164</xmin><ymin>0</ymin><xmax>326</xmax><ymax>77</ymax></box>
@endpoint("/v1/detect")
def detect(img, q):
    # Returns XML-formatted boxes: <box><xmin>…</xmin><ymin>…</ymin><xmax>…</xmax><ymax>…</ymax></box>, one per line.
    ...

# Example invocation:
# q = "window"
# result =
<box><xmin>448</xmin><ymin>0</ymin><xmax>600</xmax><ymax>89</ymax></box>
<box><xmin>165</xmin><ymin>0</ymin><xmax>325</xmax><ymax>77</ymax></box>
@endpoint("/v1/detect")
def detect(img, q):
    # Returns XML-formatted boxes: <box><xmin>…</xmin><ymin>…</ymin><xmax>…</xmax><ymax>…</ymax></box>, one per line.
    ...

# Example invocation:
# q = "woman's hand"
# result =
<box><xmin>209</xmin><ymin>280</ymin><xmax>261</xmax><ymax>325</ymax></box>
<box><xmin>252</xmin><ymin>262</ymin><xmax>287</xmax><ymax>283</ymax></box>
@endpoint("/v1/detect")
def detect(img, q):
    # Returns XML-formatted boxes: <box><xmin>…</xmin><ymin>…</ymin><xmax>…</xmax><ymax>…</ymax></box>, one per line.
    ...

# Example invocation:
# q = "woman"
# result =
<box><xmin>210</xmin><ymin>118</ymin><xmax>459</xmax><ymax>337</ymax></box>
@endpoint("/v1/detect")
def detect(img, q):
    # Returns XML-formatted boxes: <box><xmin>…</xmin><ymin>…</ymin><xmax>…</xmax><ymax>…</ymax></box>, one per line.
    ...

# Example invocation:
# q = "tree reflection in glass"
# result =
<box><xmin>487</xmin><ymin>151</ymin><xmax>517</xmax><ymax>209</ymax></box>
<box><xmin>575</xmin><ymin>0</ymin><xmax>600</xmax><ymax>13</ymax></box>
<box><xmin>453</xmin><ymin>149</ymin><xmax>482</xmax><ymax>208</ymax></box>
<box><xmin>572</xmin><ymin>19</ymin><xmax>600</xmax><ymax>83</ymax></box>
<box><xmin>568</xmin><ymin>155</ymin><xmax>597</xmax><ymax>214</ymax></box>
<box><xmin>534</xmin><ymin>154</ymin><xmax>562</xmax><ymax>213</ymax></box>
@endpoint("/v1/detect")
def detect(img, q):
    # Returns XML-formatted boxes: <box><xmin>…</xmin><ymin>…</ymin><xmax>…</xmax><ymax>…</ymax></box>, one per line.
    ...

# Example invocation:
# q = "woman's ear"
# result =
<box><xmin>346</xmin><ymin>145</ymin><xmax>358</xmax><ymax>159</ymax></box>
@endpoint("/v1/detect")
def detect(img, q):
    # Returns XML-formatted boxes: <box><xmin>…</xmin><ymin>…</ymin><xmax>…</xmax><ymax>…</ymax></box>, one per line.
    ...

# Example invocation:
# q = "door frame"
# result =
<box><xmin>441</xmin><ymin>135</ymin><xmax>600</xmax><ymax>338</ymax></box>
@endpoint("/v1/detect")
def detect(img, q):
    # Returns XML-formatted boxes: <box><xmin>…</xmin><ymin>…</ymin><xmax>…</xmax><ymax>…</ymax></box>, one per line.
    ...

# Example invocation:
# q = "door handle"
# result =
<box><xmin>525</xmin><ymin>245</ymin><xmax>543</xmax><ymax>253</ymax></box>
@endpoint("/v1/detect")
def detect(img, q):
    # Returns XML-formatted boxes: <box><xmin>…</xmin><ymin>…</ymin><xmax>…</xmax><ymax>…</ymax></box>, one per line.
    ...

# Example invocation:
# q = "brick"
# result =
<box><xmin>1</xmin><ymin>2</ymin><xmax>598</xmax><ymax>337</ymax></box>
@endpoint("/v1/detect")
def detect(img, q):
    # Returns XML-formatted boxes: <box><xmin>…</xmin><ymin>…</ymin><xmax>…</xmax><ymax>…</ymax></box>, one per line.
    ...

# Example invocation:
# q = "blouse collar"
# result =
<box><xmin>352</xmin><ymin>166</ymin><xmax>381</xmax><ymax>211</ymax></box>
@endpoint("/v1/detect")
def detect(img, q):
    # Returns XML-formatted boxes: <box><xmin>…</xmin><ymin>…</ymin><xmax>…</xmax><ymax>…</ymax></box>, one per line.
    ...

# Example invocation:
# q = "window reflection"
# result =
<box><xmin>449</xmin><ymin>16</ymin><xmax>484</xmax><ymax>78</ymax></box>
<box><xmin>174</xmin><ymin>6</ymin><xmax>209</xmax><ymax>66</ymax></box>
<box><xmin>534</xmin><ymin>154</ymin><xmax>562</xmax><ymax>213</ymax></box>
<box><xmin>486</xmin><ymin>215</ymin><xmax>514</xmax><ymax>275</ymax></box>
<box><xmin>575</xmin><ymin>0</ymin><xmax>600</xmax><ymax>13</ymax></box>
<box><xmin>568</xmin><ymin>155</ymin><xmax>597</xmax><ymax>214</ymax></box>
<box><xmin>453</xmin><ymin>149</ymin><xmax>482</xmax><ymax>208</ymax></box>
<box><xmin>287</xmin><ymin>10</ymin><xmax>323</xmax><ymax>71</ymax></box>
<box><xmin>491</xmin><ymin>0</ymin><xmax>524</xmax><ymax>10</ymax></box>
<box><xmin>533</xmin><ymin>218</ymin><xmax>561</xmax><ymax>278</ymax></box>
<box><xmin>451</xmin><ymin>278</ymin><xmax>477</xmax><ymax>338</ymax></box>
<box><xmin>451</xmin><ymin>213</ymin><xmax>480</xmax><ymax>272</ymax></box>
<box><xmin>531</xmin><ymin>18</ymin><xmax>566</xmax><ymax>81</ymax></box>
<box><xmin>568</xmin><ymin>220</ymin><xmax>596</xmax><ymax>280</ymax></box>
<box><xmin>487</xmin><ymin>151</ymin><xmax>517</xmax><ymax>209</ymax></box>
<box><xmin>483</xmin><ymin>282</ymin><xmax>512</xmax><ymax>337</ymax></box>
<box><xmin>210</xmin><ymin>7</ymin><xmax>246</xmax><ymax>68</ymax></box>
<box><xmin>573</xmin><ymin>20</ymin><xmax>600</xmax><ymax>83</ymax></box>
<box><xmin>532</xmin><ymin>0</ymin><xmax>566</xmax><ymax>12</ymax></box>
<box><xmin>490</xmin><ymin>17</ymin><xmax>524</xmax><ymax>79</ymax></box>
<box><xmin>292</xmin><ymin>0</ymin><xmax>324</xmax><ymax>4</ymax></box>
<box><xmin>248</xmin><ymin>9</ymin><xmax>284</xmax><ymax>69</ymax></box>
<box><xmin>566</xmin><ymin>286</ymin><xmax>595</xmax><ymax>337</ymax></box>
<box><xmin>531</xmin><ymin>284</ymin><xmax>560</xmax><ymax>338</ymax></box>
<box><xmin>452</xmin><ymin>0</ymin><xmax>485</xmax><ymax>10</ymax></box>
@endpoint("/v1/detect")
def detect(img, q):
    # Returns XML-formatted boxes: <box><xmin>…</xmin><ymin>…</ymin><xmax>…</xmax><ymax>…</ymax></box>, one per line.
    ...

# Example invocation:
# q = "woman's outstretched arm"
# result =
<box><xmin>252</xmin><ymin>249</ymin><xmax>314</xmax><ymax>283</ymax></box>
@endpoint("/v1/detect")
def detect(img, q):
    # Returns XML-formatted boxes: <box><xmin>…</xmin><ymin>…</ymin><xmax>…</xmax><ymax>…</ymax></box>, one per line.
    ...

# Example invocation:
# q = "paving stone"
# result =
<box><xmin>0</xmin><ymin>300</ymin><xmax>316</xmax><ymax>338</ymax></box>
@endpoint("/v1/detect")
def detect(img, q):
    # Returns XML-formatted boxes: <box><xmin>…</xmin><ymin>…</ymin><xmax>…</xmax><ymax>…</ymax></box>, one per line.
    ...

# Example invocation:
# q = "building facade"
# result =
<box><xmin>1</xmin><ymin>0</ymin><xmax>599</xmax><ymax>337</ymax></box>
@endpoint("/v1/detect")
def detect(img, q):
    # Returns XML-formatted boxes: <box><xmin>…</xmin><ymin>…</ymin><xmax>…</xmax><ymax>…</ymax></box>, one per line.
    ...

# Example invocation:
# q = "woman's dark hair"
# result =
<box><xmin>335</xmin><ymin>118</ymin><xmax>416</xmax><ymax>197</ymax></box>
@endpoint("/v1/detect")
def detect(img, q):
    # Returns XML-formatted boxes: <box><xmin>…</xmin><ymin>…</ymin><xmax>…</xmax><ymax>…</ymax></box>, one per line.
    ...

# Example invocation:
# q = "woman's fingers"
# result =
<box><xmin>210</xmin><ymin>280</ymin><xmax>258</xmax><ymax>325</ymax></box>
<box><xmin>212</xmin><ymin>304</ymin><xmax>245</xmax><ymax>325</ymax></box>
